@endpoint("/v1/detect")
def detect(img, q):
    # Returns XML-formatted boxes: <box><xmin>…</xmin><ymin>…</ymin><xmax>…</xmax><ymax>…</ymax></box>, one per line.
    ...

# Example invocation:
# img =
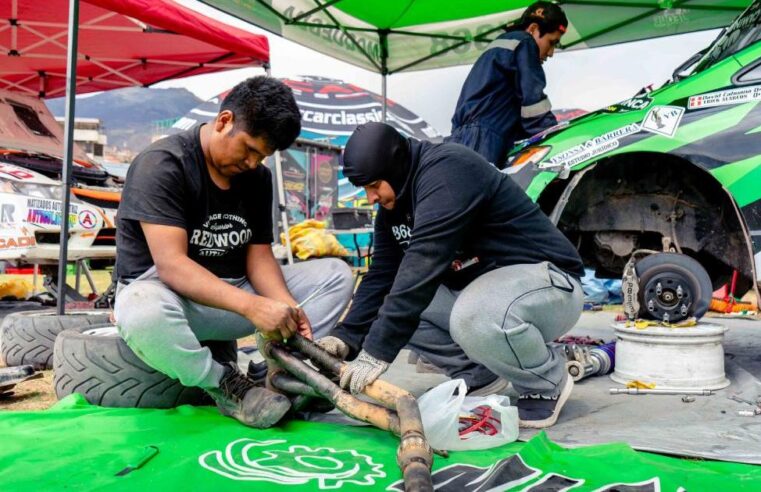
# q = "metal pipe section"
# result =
<box><xmin>269</xmin><ymin>371</ymin><xmax>321</xmax><ymax>398</ymax></box>
<box><xmin>396</xmin><ymin>394</ymin><xmax>434</xmax><ymax>492</ymax></box>
<box><xmin>57</xmin><ymin>0</ymin><xmax>81</xmax><ymax>315</ymax></box>
<box><xmin>290</xmin><ymin>334</ymin><xmax>412</xmax><ymax>409</ymax></box>
<box><xmin>266</xmin><ymin>343</ymin><xmax>401</xmax><ymax>434</ymax></box>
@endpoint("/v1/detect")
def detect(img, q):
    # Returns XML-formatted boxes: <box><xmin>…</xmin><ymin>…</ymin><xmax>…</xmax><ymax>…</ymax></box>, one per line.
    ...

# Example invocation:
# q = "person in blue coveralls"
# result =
<box><xmin>447</xmin><ymin>1</ymin><xmax>567</xmax><ymax>168</ymax></box>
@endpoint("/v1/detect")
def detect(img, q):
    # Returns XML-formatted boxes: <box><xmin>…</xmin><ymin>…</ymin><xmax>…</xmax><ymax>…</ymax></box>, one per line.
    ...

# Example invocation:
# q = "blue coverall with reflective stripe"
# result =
<box><xmin>447</xmin><ymin>30</ymin><xmax>556</xmax><ymax>168</ymax></box>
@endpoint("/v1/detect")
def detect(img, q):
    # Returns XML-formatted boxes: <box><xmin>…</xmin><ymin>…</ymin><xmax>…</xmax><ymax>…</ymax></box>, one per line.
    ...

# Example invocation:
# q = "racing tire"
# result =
<box><xmin>53</xmin><ymin>326</ymin><xmax>236</xmax><ymax>408</ymax></box>
<box><xmin>1</xmin><ymin>309</ymin><xmax>112</xmax><ymax>370</ymax></box>
<box><xmin>635</xmin><ymin>253</ymin><xmax>712</xmax><ymax>322</ymax></box>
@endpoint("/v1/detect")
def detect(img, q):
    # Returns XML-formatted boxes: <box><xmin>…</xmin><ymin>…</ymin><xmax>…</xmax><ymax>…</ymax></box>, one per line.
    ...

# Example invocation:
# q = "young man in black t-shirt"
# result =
<box><xmin>114</xmin><ymin>77</ymin><xmax>353</xmax><ymax>428</ymax></box>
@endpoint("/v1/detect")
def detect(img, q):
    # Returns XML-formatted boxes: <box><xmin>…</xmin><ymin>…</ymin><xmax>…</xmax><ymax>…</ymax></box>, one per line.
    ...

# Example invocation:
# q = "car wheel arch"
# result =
<box><xmin>536</xmin><ymin>151</ymin><xmax>758</xmax><ymax>296</ymax></box>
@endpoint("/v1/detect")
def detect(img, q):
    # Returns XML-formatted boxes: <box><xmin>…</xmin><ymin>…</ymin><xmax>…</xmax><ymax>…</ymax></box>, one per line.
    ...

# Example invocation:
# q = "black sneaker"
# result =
<box><xmin>517</xmin><ymin>375</ymin><xmax>574</xmax><ymax>429</ymax></box>
<box><xmin>207</xmin><ymin>362</ymin><xmax>291</xmax><ymax>428</ymax></box>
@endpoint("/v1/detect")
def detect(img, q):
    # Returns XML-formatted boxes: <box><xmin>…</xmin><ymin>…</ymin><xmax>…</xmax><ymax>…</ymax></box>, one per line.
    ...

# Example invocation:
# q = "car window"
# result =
<box><xmin>737</xmin><ymin>61</ymin><xmax>761</xmax><ymax>83</ymax></box>
<box><xmin>9</xmin><ymin>100</ymin><xmax>55</xmax><ymax>138</ymax></box>
<box><xmin>694</xmin><ymin>0</ymin><xmax>761</xmax><ymax>73</ymax></box>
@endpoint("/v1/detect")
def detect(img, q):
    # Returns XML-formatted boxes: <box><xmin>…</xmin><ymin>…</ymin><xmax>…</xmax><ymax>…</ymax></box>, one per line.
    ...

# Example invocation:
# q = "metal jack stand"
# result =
<box><xmin>259</xmin><ymin>334</ymin><xmax>435</xmax><ymax>492</ymax></box>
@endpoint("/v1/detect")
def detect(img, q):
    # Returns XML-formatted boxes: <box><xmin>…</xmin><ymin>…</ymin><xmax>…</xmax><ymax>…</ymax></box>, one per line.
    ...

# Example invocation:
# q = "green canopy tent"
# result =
<box><xmin>199</xmin><ymin>0</ymin><xmax>754</xmax><ymax>117</ymax></box>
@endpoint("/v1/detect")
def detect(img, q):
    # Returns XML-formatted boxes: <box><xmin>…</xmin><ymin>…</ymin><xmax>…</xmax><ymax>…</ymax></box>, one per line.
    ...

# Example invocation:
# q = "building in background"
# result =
<box><xmin>55</xmin><ymin>117</ymin><xmax>107</xmax><ymax>161</ymax></box>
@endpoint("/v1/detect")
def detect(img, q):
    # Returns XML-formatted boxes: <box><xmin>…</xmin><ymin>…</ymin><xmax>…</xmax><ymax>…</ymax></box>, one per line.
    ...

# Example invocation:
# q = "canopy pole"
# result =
<box><xmin>274</xmin><ymin>151</ymin><xmax>294</xmax><ymax>265</ymax></box>
<box><xmin>56</xmin><ymin>0</ymin><xmax>80</xmax><ymax>315</ymax></box>
<box><xmin>381</xmin><ymin>74</ymin><xmax>387</xmax><ymax>122</ymax></box>
<box><xmin>379</xmin><ymin>29</ymin><xmax>389</xmax><ymax>123</ymax></box>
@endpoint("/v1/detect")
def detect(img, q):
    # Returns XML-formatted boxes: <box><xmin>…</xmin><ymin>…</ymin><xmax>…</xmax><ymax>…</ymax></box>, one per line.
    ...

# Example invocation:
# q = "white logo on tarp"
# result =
<box><xmin>540</xmin><ymin>123</ymin><xmax>639</xmax><ymax>169</ymax></box>
<box><xmin>688</xmin><ymin>85</ymin><xmax>761</xmax><ymax>109</ymax></box>
<box><xmin>199</xmin><ymin>438</ymin><xmax>386</xmax><ymax>489</ymax></box>
<box><xmin>641</xmin><ymin>105</ymin><xmax>684</xmax><ymax>138</ymax></box>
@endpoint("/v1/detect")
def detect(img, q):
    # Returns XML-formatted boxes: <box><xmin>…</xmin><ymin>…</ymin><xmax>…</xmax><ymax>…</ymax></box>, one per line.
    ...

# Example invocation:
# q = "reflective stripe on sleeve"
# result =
<box><xmin>521</xmin><ymin>98</ymin><xmax>552</xmax><ymax>118</ymax></box>
<box><xmin>485</xmin><ymin>38</ymin><xmax>520</xmax><ymax>52</ymax></box>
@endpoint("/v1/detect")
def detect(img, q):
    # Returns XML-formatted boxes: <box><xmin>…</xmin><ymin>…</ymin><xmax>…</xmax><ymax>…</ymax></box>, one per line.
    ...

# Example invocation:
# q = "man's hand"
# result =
<box><xmin>316</xmin><ymin>336</ymin><xmax>349</xmax><ymax>359</ymax></box>
<box><xmin>294</xmin><ymin>307</ymin><xmax>313</xmax><ymax>340</ymax></box>
<box><xmin>339</xmin><ymin>350</ymin><xmax>390</xmax><ymax>395</ymax></box>
<box><xmin>246</xmin><ymin>298</ymin><xmax>299</xmax><ymax>341</ymax></box>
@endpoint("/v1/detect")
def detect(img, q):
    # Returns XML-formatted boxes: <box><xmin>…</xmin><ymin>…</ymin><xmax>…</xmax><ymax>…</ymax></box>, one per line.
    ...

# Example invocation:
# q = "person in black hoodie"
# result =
<box><xmin>318</xmin><ymin>122</ymin><xmax>585</xmax><ymax>428</ymax></box>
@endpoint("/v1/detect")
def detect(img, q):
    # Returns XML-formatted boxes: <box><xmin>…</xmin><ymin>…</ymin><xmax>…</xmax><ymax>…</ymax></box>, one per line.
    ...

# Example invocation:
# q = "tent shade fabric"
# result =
<box><xmin>200</xmin><ymin>0</ymin><xmax>753</xmax><ymax>73</ymax></box>
<box><xmin>0</xmin><ymin>0</ymin><xmax>270</xmax><ymax>98</ymax></box>
<box><xmin>169</xmin><ymin>75</ymin><xmax>442</xmax><ymax>145</ymax></box>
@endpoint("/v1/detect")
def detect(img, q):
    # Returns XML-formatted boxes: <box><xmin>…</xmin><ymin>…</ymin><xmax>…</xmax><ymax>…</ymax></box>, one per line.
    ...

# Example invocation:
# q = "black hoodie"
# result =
<box><xmin>333</xmin><ymin>135</ymin><xmax>584</xmax><ymax>363</ymax></box>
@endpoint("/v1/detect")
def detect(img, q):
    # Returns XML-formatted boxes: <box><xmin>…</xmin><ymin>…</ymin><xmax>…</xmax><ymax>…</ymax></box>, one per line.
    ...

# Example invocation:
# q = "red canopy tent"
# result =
<box><xmin>0</xmin><ymin>0</ymin><xmax>271</xmax><ymax>312</ymax></box>
<box><xmin>0</xmin><ymin>0</ymin><xmax>270</xmax><ymax>98</ymax></box>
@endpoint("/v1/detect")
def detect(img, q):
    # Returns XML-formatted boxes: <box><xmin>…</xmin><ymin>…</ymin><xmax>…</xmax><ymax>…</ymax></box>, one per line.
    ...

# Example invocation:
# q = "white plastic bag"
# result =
<box><xmin>417</xmin><ymin>379</ymin><xmax>518</xmax><ymax>451</ymax></box>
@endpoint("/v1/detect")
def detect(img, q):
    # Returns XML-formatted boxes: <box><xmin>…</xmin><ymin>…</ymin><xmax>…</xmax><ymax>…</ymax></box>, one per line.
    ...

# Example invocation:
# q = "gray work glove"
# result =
<box><xmin>339</xmin><ymin>349</ymin><xmax>390</xmax><ymax>395</ymax></box>
<box><xmin>315</xmin><ymin>336</ymin><xmax>350</xmax><ymax>360</ymax></box>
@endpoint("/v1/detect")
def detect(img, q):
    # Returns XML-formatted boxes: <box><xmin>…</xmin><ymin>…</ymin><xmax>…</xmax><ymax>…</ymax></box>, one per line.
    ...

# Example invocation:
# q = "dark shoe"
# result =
<box><xmin>247</xmin><ymin>360</ymin><xmax>269</xmax><ymax>385</ymax></box>
<box><xmin>517</xmin><ymin>375</ymin><xmax>574</xmax><ymax>429</ymax></box>
<box><xmin>207</xmin><ymin>362</ymin><xmax>291</xmax><ymax>428</ymax></box>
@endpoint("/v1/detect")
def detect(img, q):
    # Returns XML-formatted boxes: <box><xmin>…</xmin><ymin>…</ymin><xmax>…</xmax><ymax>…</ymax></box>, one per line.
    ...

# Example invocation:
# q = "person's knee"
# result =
<box><xmin>115</xmin><ymin>282</ymin><xmax>178</xmax><ymax>337</ymax></box>
<box><xmin>326</xmin><ymin>258</ymin><xmax>354</xmax><ymax>298</ymax></box>
<box><xmin>449</xmin><ymin>300</ymin><xmax>480</xmax><ymax>350</ymax></box>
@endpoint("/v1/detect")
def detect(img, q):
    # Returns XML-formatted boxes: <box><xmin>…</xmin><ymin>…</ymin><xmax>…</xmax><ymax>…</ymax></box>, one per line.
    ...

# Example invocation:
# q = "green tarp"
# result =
<box><xmin>199</xmin><ymin>0</ymin><xmax>753</xmax><ymax>73</ymax></box>
<box><xmin>2</xmin><ymin>394</ymin><xmax>761</xmax><ymax>490</ymax></box>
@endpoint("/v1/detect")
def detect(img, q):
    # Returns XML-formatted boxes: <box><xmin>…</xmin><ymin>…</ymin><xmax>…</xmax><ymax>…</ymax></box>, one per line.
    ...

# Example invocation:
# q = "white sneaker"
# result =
<box><xmin>467</xmin><ymin>377</ymin><xmax>509</xmax><ymax>396</ymax></box>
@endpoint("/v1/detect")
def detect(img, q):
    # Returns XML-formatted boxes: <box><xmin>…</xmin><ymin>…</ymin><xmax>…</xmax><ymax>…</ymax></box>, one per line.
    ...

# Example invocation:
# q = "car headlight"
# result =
<box><xmin>0</xmin><ymin>178</ymin><xmax>83</xmax><ymax>203</ymax></box>
<box><xmin>508</xmin><ymin>145</ymin><xmax>552</xmax><ymax>168</ymax></box>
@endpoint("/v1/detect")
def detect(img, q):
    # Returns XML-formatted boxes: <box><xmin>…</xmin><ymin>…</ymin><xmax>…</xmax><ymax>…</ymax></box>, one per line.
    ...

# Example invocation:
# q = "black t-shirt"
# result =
<box><xmin>116</xmin><ymin>124</ymin><xmax>273</xmax><ymax>281</ymax></box>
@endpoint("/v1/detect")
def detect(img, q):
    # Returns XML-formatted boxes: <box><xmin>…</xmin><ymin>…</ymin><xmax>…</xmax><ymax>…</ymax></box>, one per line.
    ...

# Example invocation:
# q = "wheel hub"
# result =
<box><xmin>643</xmin><ymin>272</ymin><xmax>693</xmax><ymax>322</ymax></box>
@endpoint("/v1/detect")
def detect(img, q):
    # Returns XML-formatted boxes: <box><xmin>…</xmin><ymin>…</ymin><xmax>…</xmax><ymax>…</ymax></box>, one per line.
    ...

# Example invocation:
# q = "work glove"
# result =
<box><xmin>315</xmin><ymin>336</ymin><xmax>350</xmax><ymax>360</ymax></box>
<box><xmin>339</xmin><ymin>350</ymin><xmax>390</xmax><ymax>395</ymax></box>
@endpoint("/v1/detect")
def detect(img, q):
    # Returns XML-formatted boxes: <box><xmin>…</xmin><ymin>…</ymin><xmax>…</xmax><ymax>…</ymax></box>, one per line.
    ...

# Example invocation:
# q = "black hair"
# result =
<box><xmin>508</xmin><ymin>1</ymin><xmax>568</xmax><ymax>37</ymax></box>
<box><xmin>220</xmin><ymin>76</ymin><xmax>301</xmax><ymax>151</ymax></box>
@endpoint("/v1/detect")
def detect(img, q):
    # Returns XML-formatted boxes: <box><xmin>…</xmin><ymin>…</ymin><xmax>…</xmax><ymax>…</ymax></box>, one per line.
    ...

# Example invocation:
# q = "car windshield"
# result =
<box><xmin>692</xmin><ymin>0</ymin><xmax>761</xmax><ymax>74</ymax></box>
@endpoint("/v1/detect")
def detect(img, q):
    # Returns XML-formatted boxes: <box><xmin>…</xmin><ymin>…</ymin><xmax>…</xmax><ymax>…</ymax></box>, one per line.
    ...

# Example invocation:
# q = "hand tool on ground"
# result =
<box><xmin>115</xmin><ymin>445</ymin><xmax>159</xmax><ymax>476</ymax></box>
<box><xmin>258</xmin><ymin>333</ymin><xmax>435</xmax><ymax>492</ymax></box>
<box><xmin>610</xmin><ymin>388</ymin><xmax>713</xmax><ymax>395</ymax></box>
<box><xmin>0</xmin><ymin>365</ymin><xmax>43</xmax><ymax>398</ymax></box>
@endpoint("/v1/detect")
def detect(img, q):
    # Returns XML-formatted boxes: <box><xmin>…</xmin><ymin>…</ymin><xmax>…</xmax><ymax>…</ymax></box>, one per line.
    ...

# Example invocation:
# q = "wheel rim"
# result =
<box><xmin>642</xmin><ymin>271</ymin><xmax>694</xmax><ymax>322</ymax></box>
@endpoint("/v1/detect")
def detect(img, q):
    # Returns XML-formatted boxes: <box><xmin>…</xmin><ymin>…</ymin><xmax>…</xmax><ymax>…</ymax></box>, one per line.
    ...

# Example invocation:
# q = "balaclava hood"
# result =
<box><xmin>342</xmin><ymin>122</ymin><xmax>411</xmax><ymax>194</ymax></box>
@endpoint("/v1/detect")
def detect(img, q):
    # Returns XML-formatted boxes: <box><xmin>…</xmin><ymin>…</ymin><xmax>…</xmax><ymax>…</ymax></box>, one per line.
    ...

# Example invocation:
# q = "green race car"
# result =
<box><xmin>508</xmin><ymin>0</ymin><xmax>761</xmax><ymax>321</ymax></box>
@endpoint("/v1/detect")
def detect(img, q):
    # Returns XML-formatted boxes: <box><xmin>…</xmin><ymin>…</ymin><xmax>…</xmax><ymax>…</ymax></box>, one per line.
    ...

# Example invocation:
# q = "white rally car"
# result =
<box><xmin>0</xmin><ymin>162</ymin><xmax>115</xmax><ymax>265</ymax></box>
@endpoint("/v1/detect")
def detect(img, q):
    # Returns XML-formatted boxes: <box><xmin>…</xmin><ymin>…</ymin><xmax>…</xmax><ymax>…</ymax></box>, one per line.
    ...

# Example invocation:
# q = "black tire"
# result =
<box><xmin>635</xmin><ymin>253</ymin><xmax>712</xmax><ymax>322</ymax></box>
<box><xmin>53</xmin><ymin>326</ymin><xmax>211</xmax><ymax>408</ymax></box>
<box><xmin>1</xmin><ymin>309</ymin><xmax>112</xmax><ymax>369</ymax></box>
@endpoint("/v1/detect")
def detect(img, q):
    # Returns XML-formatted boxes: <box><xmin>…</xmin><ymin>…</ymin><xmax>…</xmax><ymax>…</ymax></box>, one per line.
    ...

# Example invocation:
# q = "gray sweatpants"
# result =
<box><xmin>408</xmin><ymin>261</ymin><xmax>583</xmax><ymax>396</ymax></box>
<box><xmin>113</xmin><ymin>258</ymin><xmax>354</xmax><ymax>390</ymax></box>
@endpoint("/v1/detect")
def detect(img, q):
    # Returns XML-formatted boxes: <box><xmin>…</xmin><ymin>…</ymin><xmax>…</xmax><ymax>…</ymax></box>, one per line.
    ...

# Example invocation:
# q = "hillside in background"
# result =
<box><xmin>48</xmin><ymin>87</ymin><xmax>202</xmax><ymax>152</ymax></box>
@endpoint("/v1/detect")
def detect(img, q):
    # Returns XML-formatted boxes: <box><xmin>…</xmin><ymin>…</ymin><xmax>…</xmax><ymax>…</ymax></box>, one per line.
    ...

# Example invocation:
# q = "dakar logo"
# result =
<box><xmin>199</xmin><ymin>438</ymin><xmax>386</xmax><ymax>489</ymax></box>
<box><xmin>387</xmin><ymin>454</ymin><xmax>668</xmax><ymax>491</ymax></box>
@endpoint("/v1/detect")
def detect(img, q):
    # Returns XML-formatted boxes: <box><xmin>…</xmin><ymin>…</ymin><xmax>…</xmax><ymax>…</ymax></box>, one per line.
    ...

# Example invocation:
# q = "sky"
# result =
<box><xmin>155</xmin><ymin>1</ymin><xmax>721</xmax><ymax>137</ymax></box>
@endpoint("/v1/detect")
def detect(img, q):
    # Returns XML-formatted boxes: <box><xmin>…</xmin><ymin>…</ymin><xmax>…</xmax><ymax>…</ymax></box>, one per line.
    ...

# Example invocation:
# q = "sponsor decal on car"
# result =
<box><xmin>688</xmin><ymin>85</ymin><xmax>761</xmax><ymax>109</ymax></box>
<box><xmin>0</xmin><ymin>226</ymin><xmax>36</xmax><ymax>250</ymax></box>
<box><xmin>641</xmin><ymin>105</ymin><xmax>685</xmax><ymax>137</ymax></box>
<box><xmin>541</xmin><ymin>123</ymin><xmax>640</xmax><ymax>169</ymax></box>
<box><xmin>0</xmin><ymin>164</ymin><xmax>36</xmax><ymax>181</ymax></box>
<box><xmin>78</xmin><ymin>210</ymin><xmax>97</xmax><ymax>229</ymax></box>
<box><xmin>26</xmin><ymin>209</ymin><xmax>77</xmax><ymax>227</ymax></box>
<box><xmin>602</xmin><ymin>95</ymin><xmax>652</xmax><ymax>113</ymax></box>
